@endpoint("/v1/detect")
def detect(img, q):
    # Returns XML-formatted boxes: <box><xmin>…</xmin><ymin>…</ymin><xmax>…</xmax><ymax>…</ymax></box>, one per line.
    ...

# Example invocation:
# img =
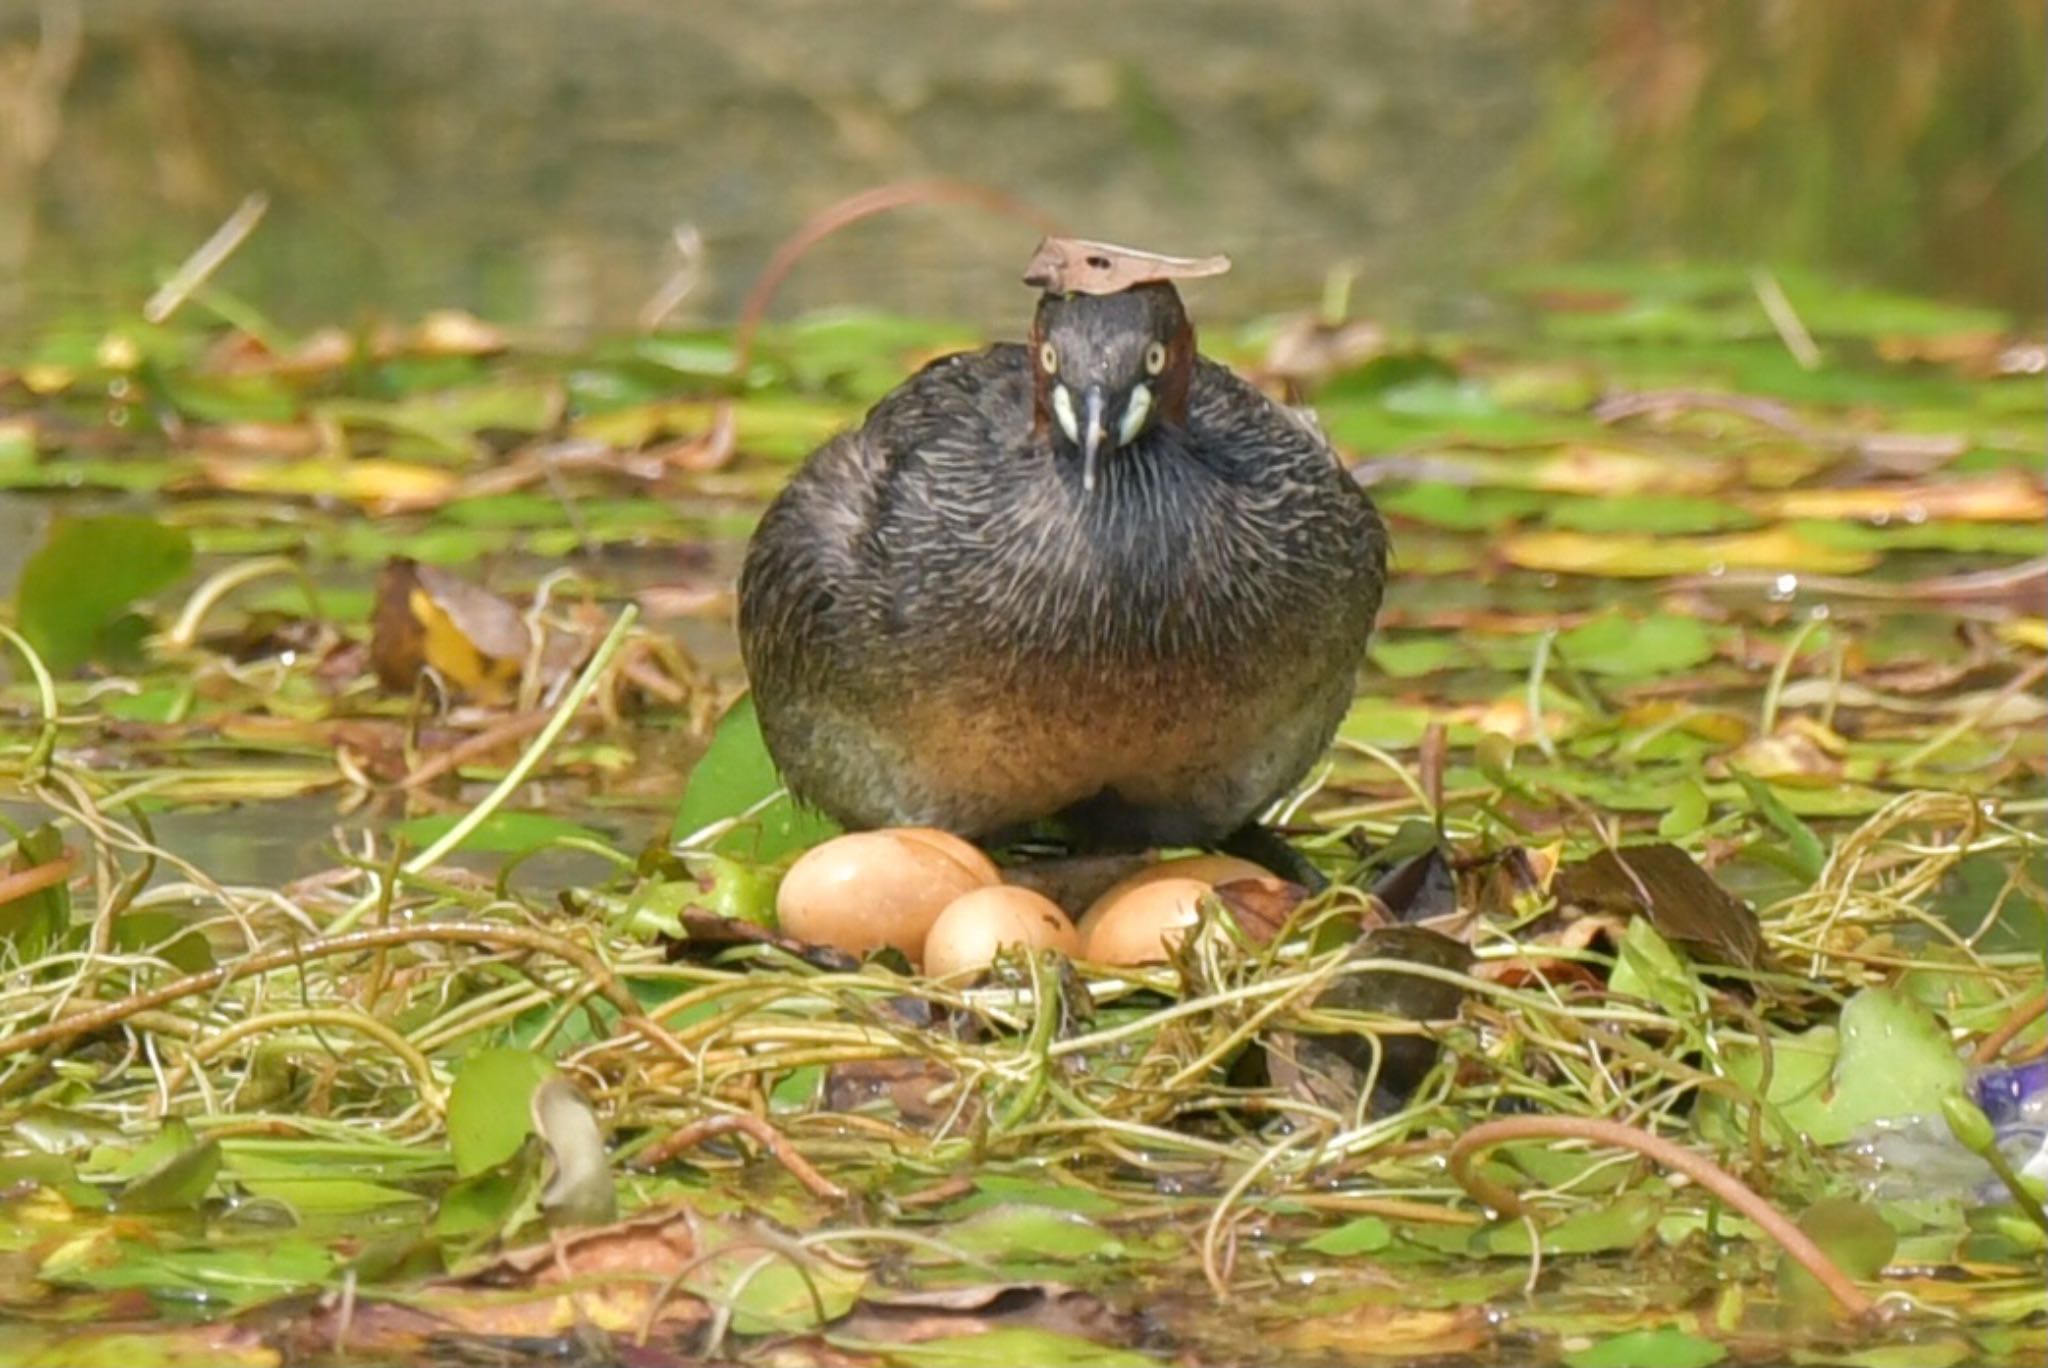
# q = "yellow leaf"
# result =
<box><xmin>199</xmin><ymin>455</ymin><xmax>459</xmax><ymax>512</ymax></box>
<box><xmin>1752</xmin><ymin>471</ymin><xmax>2047</xmax><ymax>522</ymax></box>
<box><xmin>21</xmin><ymin>363</ymin><xmax>74</xmax><ymax>395</ymax></box>
<box><xmin>571</xmin><ymin>400</ymin><xmax>719</xmax><ymax>448</ymax></box>
<box><xmin>1714</xmin><ymin>731</ymin><xmax>1843</xmax><ymax>786</ymax></box>
<box><xmin>1997</xmin><ymin>618</ymin><xmax>2048</xmax><ymax>651</ymax></box>
<box><xmin>1500</xmin><ymin>526</ymin><xmax>1879</xmax><ymax>578</ymax></box>
<box><xmin>412</xmin><ymin>586</ymin><xmax>521</xmax><ymax>703</ymax></box>
<box><xmin>412</xmin><ymin>309</ymin><xmax>506</xmax><ymax>356</ymax></box>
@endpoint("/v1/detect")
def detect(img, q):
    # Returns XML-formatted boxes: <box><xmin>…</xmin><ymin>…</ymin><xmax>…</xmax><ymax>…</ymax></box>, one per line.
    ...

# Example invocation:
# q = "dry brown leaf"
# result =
<box><xmin>1023</xmin><ymin>237</ymin><xmax>1230</xmax><ymax>295</ymax></box>
<box><xmin>1552</xmin><ymin>843</ymin><xmax>1762</xmax><ymax>969</ymax></box>
<box><xmin>833</xmin><ymin>1282</ymin><xmax>1135</xmax><ymax>1348</ymax></box>
<box><xmin>411</xmin><ymin>309</ymin><xmax>507</xmax><ymax>356</ymax></box>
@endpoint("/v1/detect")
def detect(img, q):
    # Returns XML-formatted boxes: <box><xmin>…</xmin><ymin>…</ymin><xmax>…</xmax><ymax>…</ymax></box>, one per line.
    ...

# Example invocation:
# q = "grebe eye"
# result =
<box><xmin>1144</xmin><ymin>341</ymin><xmax>1167</xmax><ymax>375</ymax></box>
<box><xmin>1039</xmin><ymin>342</ymin><xmax>1058</xmax><ymax>374</ymax></box>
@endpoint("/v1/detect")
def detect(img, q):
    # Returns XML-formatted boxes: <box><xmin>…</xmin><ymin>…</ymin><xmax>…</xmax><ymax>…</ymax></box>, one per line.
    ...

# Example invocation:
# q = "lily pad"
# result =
<box><xmin>15</xmin><ymin>515</ymin><xmax>194</xmax><ymax>673</ymax></box>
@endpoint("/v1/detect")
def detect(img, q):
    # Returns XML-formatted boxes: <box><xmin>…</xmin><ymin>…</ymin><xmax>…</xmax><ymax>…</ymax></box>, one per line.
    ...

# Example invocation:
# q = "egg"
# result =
<box><xmin>922</xmin><ymin>886</ymin><xmax>1081</xmax><ymax>981</ymax></box>
<box><xmin>1078</xmin><ymin>854</ymin><xmax>1271</xmax><ymax>939</ymax></box>
<box><xmin>891</xmin><ymin>827</ymin><xmax>1003</xmax><ymax>885</ymax></box>
<box><xmin>776</xmin><ymin>831</ymin><xmax>997</xmax><ymax>962</ymax></box>
<box><xmin>1080</xmin><ymin>877</ymin><xmax>1214</xmax><ymax>967</ymax></box>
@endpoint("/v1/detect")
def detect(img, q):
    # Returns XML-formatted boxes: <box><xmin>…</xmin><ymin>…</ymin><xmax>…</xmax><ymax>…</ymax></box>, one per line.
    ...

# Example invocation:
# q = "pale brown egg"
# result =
<box><xmin>1080</xmin><ymin>877</ymin><xmax>1214</xmax><ymax>967</ymax></box>
<box><xmin>891</xmin><ymin>827</ymin><xmax>1003</xmax><ymax>886</ymax></box>
<box><xmin>922</xmin><ymin>885</ymin><xmax>1081</xmax><ymax>981</ymax></box>
<box><xmin>776</xmin><ymin>831</ymin><xmax>997</xmax><ymax>962</ymax></box>
<box><xmin>1078</xmin><ymin>854</ymin><xmax>1271</xmax><ymax>939</ymax></box>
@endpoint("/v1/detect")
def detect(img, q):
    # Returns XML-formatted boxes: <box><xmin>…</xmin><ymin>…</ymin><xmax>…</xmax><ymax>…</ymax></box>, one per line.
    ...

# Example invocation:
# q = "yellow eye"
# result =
<box><xmin>1144</xmin><ymin>341</ymin><xmax>1167</xmax><ymax>375</ymax></box>
<box><xmin>1039</xmin><ymin>342</ymin><xmax>1058</xmax><ymax>374</ymax></box>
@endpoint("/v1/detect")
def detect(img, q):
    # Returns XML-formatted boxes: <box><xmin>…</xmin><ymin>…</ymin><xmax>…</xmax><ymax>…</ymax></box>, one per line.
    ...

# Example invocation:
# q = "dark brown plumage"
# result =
<box><xmin>737</xmin><ymin>277</ymin><xmax>1387</xmax><ymax>856</ymax></box>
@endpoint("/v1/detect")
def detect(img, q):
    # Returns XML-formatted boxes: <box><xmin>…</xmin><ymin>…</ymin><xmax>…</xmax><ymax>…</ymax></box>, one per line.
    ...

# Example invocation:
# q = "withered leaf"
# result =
<box><xmin>1371</xmin><ymin>846</ymin><xmax>1461</xmax><ymax>924</ymax></box>
<box><xmin>1552</xmin><ymin>842</ymin><xmax>1762</xmax><ymax>969</ymax></box>
<box><xmin>824</xmin><ymin>1057</ymin><xmax>965</xmax><ymax>1130</ymax></box>
<box><xmin>1210</xmin><ymin>875</ymin><xmax>1308</xmax><ymax>944</ymax></box>
<box><xmin>371</xmin><ymin>558</ymin><xmax>588</xmax><ymax>704</ymax></box>
<box><xmin>1267</xmin><ymin>927</ymin><xmax>1474</xmax><ymax>1116</ymax></box>
<box><xmin>833</xmin><ymin>1281</ymin><xmax>1136</xmax><ymax>1347</ymax></box>
<box><xmin>531</xmin><ymin>1077</ymin><xmax>616</xmax><ymax>1229</ymax></box>
<box><xmin>1023</xmin><ymin>237</ymin><xmax>1231</xmax><ymax>296</ymax></box>
<box><xmin>665</xmin><ymin>909</ymin><xmax>862</xmax><ymax>973</ymax></box>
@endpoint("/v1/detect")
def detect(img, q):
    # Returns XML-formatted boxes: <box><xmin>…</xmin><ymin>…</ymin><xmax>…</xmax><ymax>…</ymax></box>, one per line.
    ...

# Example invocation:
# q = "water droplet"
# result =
<box><xmin>1767</xmin><ymin>573</ymin><xmax>1799</xmax><ymax>602</ymax></box>
<box><xmin>108</xmin><ymin>377</ymin><xmax>130</xmax><ymax>399</ymax></box>
<box><xmin>1903</xmin><ymin>504</ymin><xmax>1928</xmax><ymax>525</ymax></box>
<box><xmin>1810</xmin><ymin>604</ymin><xmax>1830</xmax><ymax>621</ymax></box>
<box><xmin>1707</xmin><ymin>562</ymin><xmax>1727</xmax><ymax>578</ymax></box>
<box><xmin>1870</xmin><ymin>510</ymin><xmax>1891</xmax><ymax>527</ymax></box>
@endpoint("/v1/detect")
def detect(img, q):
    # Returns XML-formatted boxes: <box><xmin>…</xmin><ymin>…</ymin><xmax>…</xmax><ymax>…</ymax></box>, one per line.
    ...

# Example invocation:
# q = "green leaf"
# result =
<box><xmin>1304</xmin><ymin>1215</ymin><xmax>1393</xmax><ymax>1255</ymax></box>
<box><xmin>863</xmin><ymin>1328</ymin><xmax>1162</xmax><ymax>1368</ymax></box>
<box><xmin>114</xmin><ymin>1136</ymin><xmax>221</xmax><ymax>1213</ymax></box>
<box><xmin>1732</xmin><ymin>771</ymin><xmax>1827</xmax><ymax>884</ymax></box>
<box><xmin>1557</xmin><ymin>611</ymin><xmax>1717</xmax><ymax>679</ymax></box>
<box><xmin>51</xmin><ymin>1236</ymin><xmax>334</xmax><ymax>1305</ymax></box>
<box><xmin>1658</xmin><ymin>781</ymin><xmax>1712</xmax><ymax>840</ymax></box>
<box><xmin>233</xmin><ymin>1171</ymin><xmax>424</xmax><ymax>1214</ymax></box>
<box><xmin>1545</xmin><ymin>495</ymin><xmax>1757</xmax><ymax>536</ymax></box>
<box><xmin>109</xmin><ymin>910</ymin><xmax>214</xmax><ymax>974</ymax></box>
<box><xmin>1780</xmin><ymin>1197</ymin><xmax>1898</xmax><ymax>1320</ymax></box>
<box><xmin>447</xmin><ymin>1047</ymin><xmax>555</xmax><ymax>1176</ymax></box>
<box><xmin>672</xmin><ymin>693</ymin><xmax>839</xmax><ymax>861</ymax></box>
<box><xmin>941</xmin><ymin>1204</ymin><xmax>1126</xmax><ymax>1261</ymax></box>
<box><xmin>1564</xmin><ymin>1327</ymin><xmax>1728</xmax><ymax>1368</ymax></box>
<box><xmin>431</xmin><ymin>1166</ymin><xmax>529</xmax><ymax>1239</ymax></box>
<box><xmin>1824</xmin><ymin>989</ymin><xmax>1968</xmax><ymax>1135</ymax></box>
<box><xmin>1710</xmin><ymin>988</ymin><xmax>1967</xmax><ymax>1146</ymax></box>
<box><xmin>392</xmin><ymin>810</ymin><xmax>609</xmax><ymax>855</ymax></box>
<box><xmin>724</xmin><ymin>1256</ymin><xmax>865</xmax><ymax>1336</ymax></box>
<box><xmin>1484</xmin><ymin>1192</ymin><xmax>1662</xmax><ymax>1255</ymax></box>
<box><xmin>1369</xmin><ymin>633</ymin><xmax>1478</xmax><ymax>678</ymax></box>
<box><xmin>1375</xmin><ymin>483</ymin><xmax>1548</xmax><ymax>532</ymax></box>
<box><xmin>15</xmin><ymin>515</ymin><xmax>193</xmax><ymax>672</ymax></box>
<box><xmin>1609</xmin><ymin>919</ymin><xmax>1703</xmax><ymax>1018</ymax></box>
<box><xmin>943</xmin><ymin>1173</ymin><xmax>1123</xmax><ymax>1218</ymax></box>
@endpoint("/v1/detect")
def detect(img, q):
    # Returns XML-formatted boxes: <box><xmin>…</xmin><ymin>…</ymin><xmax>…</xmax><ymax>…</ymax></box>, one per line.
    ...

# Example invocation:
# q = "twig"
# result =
<box><xmin>0</xmin><ymin>921</ymin><xmax>680</xmax><ymax>1063</ymax></box>
<box><xmin>145</xmin><ymin>192</ymin><xmax>270</xmax><ymax>324</ymax></box>
<box><xmin>1972</xmin><ymin>987</ymin><xmax>2048</xmax><ymax>1066</ymax></box>
<box><xmin>638</xmin><ymin>223</ymin><xmax>706</xmax><ymax>333</ymax></box>
<box><xmin>1448</xmin><ymin>1116</ymin><xmax>1880</xmax><ymax>1321</ymax></box>
<box><xmin>1672</xmin><ymin>557</ymin><xmax>2048</xmax><ymax>604</ymax></box>
<box><xmin>165</xmin><ymin>556</ymin><xmax>318</xmax><ymax>649</ymax></box>
<box><xmin>731</xmin><ymin>179</ymin><xmax>1060</xmax><ymax>374</ymax></box>
<box><xmin>400</xmin><ymin>710</ymin><xmax>551</xmax><ymax>790</ymax></box>
<box><xmin>633</xmin><ymin>1113</ymin><xmax>847</xmax><ymax>1201</ymax></box>
<box><xmin>0</xmin><ymin>851</ymin><xmax>74</xmax><ymax>906</ymax></box>
<box><xmin>0</xmin><ymin>622</ymin><xmax>60</xmax><ymax>778</ymax></box>
<box><xmin>1752</xmin><ymin>269</ymin><xmax>1821</xmax><ymax>371</ymax></box>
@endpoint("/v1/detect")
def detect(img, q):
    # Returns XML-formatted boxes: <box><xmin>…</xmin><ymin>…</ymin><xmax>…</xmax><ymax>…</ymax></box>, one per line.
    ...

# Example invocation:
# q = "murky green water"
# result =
<box><xmin>1</xmin><ymin>0</ymin><xmax>2040</xmax><ymax>340</ymax></box>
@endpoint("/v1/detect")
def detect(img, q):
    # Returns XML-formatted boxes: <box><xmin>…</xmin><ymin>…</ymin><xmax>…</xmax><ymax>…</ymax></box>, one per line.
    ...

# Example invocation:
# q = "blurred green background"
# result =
<box><xmin>1</xmin><ymin>0</ymin><xmax>2040</xmax><ymax>341</ymax></box>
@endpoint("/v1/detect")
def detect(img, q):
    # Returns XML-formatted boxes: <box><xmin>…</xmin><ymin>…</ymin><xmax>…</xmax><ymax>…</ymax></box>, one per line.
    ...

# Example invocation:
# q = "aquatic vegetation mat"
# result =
<box><xmin>0</xmin><ymin>261</ymin><xmax>2043</xmax><ymax>1366</ymax></box>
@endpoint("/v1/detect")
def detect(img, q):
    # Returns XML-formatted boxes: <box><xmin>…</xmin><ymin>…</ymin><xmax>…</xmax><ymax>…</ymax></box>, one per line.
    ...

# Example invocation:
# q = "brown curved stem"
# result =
<box><xmin>731</xmin><ymin>179</ymin><xmax>1062</xmax><ymax>373</ymax></box>
<box><xmin>633</xmin><ymin>1112</ymin><xmax>846</xmax><ymax>1202</ymax></box>
<box><xmin>1971</xmin><ymin>987</ymin><xmax>2047</xmax><ymax>1066</ymax></box>
<box><xmin>0</xmin><ymin>921</ymin><xmax>686</xmax><ymax>1063</ymax></box>
<box><xmin>1448</xmin><ymin>1116</ymin><xmax>1880</xmax><ymax>1321</ymax></box>
<box><xmin>0</xmin><ymin>851</ymin><xmax>76</xmax><ymax>906</ymax></box>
